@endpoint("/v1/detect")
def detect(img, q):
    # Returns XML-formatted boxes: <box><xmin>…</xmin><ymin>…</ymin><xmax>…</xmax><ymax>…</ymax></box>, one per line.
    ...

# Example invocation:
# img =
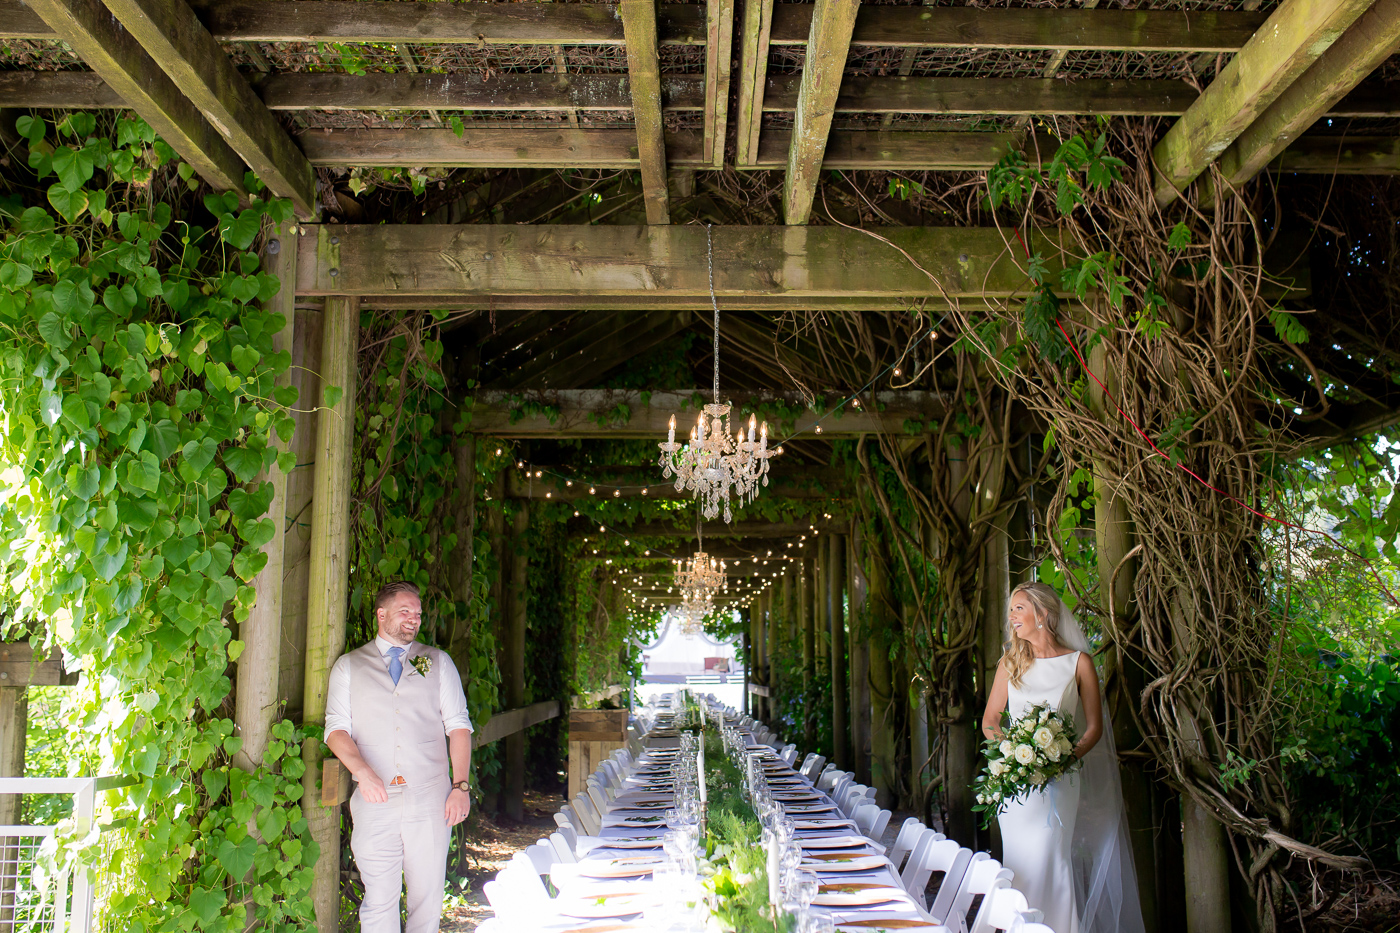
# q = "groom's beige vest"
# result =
<box><xmin>344</xmin><ymin>642</ymin><xmax>451</xmax><ymax>792</ymax></box>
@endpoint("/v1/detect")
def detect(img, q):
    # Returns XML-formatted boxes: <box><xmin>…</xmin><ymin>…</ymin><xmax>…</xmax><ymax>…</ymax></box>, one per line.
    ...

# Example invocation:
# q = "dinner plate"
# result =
<box><xmin>597</xmin><ymin>839</ymin><xmax>664</xmax><ymax>850</ymax></box>
<box><xmin>800</xmin><ymin>835</ymin><xmax>873</xmax><ymax>850</ymax></box>
<box><xmin>579</xmin><ymin>857</ymin><xmax>666</xmax><ymax>879</ymax></box>
<box><xmin>811</xmin><ymin>888</ymin><xmax>907</xmax><ymax>908</ymax></box>
<box><xmin>835</xmin><ymin>920</ymin><xmax>939</xmax><ymax>930</ymax></box>
<box><xmin>772</xmin><ymin>792</ymin><xmax>822</xmax><ymax>802</ymax></box>
<box><xmin>795</xmin><ymin>819</ymin><xmax>857</xmax><ymax>830</ymax></box>
<box><xmin>799</xmin><ymin>854</ymin><xmax>888</xmax><ymax>873</ymax></box>
<box><xmin>558</xmin><ymin>893</ymin><xmax>649</xmax><ymax>919</ymax></box>
<box><xmin>784</xmin><ymin>803</ymin><xmax>837</xmax><ymax>814</ymax></box>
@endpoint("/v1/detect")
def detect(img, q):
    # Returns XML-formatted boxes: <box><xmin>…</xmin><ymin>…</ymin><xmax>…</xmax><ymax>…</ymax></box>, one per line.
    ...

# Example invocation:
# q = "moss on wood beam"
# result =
<box><xmin>1218</xmin><ymin>0</ymin><xmax>1400</xmax><ymax>187</ymax></box>
<box><xmin>783</xmin><ymin>0</ymin><xmax>861</xmax><ymax>225</ymax></box>
<box><xmin>0</xmin><ymin>2</ymin><xmax>1270</xmax><ymax>52</ymax></box>
<box><xmin>704</xmin><ymin>0</ymin><xmax>736</xmax><ymax>166</ymax></box>
<box><xmin>734</xmin><ymin>0</ymin><xmax>775</xmax><ymax>167</ymax></box>
<box><xmin>293</xmin><ymin>224</ymin><xmax>1059</xmax><ymax>304</ymax></box>
<box><xmin>23</xmin><ymin>0</ymin><xmax>247</xmax><ymax>196</ymax></box>
<box><xmin>1151</xmin><ymin>0</ymin><xmax>1374</xmax><ymax>207</ymax></box>
<box><xmin>102</xmin><ymin>0</ymin><xmax>318</xmax><ymax>218</ymax></box>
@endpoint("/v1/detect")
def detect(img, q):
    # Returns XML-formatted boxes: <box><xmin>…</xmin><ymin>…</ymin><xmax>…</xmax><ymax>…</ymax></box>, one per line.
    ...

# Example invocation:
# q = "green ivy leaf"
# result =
<box><xmin>187</xmin><ymin>887</ymin><xmax>227</xmax><ymax>926</ymax></box>
<box><xmin>46</xmin><ymin>183</ymin><xmax>89</xmax><ymax>223</ymax></box>
<box><xmin>222</xmin><ymin>446</ymin><xmax>263</xmax><ymax>483</ymax></box>
<box><xmin>146</xmin><ymin>420</ymin><xmax>181</xmax><ymax>461</ymax></box>
<box><xmin>217</xmin><ymin>835</ymin><xmax>259</xmax><ymax>881</ymax></box>
<box><xmin>127</xmin><ymin>450</ymin><xmax>161</xmax><ymax>493</ymax></box>
<box><xmin>180</xmin><ymin>437</ymin><xmax>219</xmax><ymax>475</ymax></box>
<box><xmin>37</xmin><ymin>312</ymin><xmax>72</xmax><ymax>351</ymax></box>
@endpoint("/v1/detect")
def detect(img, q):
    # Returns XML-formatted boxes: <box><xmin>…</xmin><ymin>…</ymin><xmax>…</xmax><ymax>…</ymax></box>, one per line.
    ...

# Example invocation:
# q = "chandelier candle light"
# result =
<box><xmin>658</xmin><ymin>228</ymin><xmax>775</xmax><ymax>522</ymax></box>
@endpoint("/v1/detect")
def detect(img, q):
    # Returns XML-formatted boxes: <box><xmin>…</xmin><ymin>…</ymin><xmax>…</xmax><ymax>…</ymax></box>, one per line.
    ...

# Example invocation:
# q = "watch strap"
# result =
<box><xmin>455</xmin><ymin>781</ymin><xmax>470</xmax><ymax>792</ymax></box>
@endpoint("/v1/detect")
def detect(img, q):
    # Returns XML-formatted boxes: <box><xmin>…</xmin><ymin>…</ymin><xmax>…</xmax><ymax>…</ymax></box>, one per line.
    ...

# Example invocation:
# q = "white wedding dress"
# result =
<box><xmin>997</xmin><ymin>651</ymin><xmax>1083</xmax><ymax>933</ymax></box>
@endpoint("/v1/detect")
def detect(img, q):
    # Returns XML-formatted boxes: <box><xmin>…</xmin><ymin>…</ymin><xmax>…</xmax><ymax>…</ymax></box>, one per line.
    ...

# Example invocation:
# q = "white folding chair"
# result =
<box><xmin>553</xmin><ymin>815</ymin><xmax>578</xmax><ymax>850</ymax></box>
<box><xmin>944</xmin><ymin>856</ymin><xmax>1013</xmax><ymax>933</ymax></box>
<box><xmin>585</xmin><ymin>781</ymin><xmax>611</xmax><ymax>815</ymax></box>
<box><xmin>901</xmin><ymin>831</ymin><xmax>955</xmax><ymax>897</ymax></box>
<box><xmin>525</xmin><ymin>841</ymin><xmax>557</xmax><ymax>874</ymax></box>
<box><xmin>853</xmin><ymin>804</ymin><xmax>891</xmax><ymax>841</ymax></box>
<box><xmin>571</xmin><ymin>793</ymin><xmax>602</xmax><ymax>835</ymax></box>
<box><xmin>546</xmin><ymin>831</ymin><xmax>578</xmax><ymax>865</ymax></box>
<box><xmin>888</xmin><ymin>818</ymin><xmax>927</xmax><ymax>871</ymax></box>
<box><xmin>969</xmin><ymin>883</ymin><xmax>1042</xmax><ymax>933</ymax></box>
<box><xmin>800</xmin><ymin>754</ymin><xmax>827</xmax><ymax>779</ymax></box>
<box><xmin>928</xmin><ymin>849</ymin><xmax>986</xmax><ymax>924</ymax></box>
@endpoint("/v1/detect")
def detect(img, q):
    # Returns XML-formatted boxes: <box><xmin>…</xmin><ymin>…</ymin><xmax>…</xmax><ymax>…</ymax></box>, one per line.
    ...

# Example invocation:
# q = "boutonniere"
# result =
<box><xmin>409</xmin><ymin>654</ymin><xmax>433</xmax><ymax>677</ymax></box>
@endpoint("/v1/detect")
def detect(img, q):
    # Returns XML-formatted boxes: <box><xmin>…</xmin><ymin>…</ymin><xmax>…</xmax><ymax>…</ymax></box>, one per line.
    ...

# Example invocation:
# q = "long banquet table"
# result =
<box><xmin>516</xmin><ymin>715</ymin><xmax>947</xmax><ymax>932</ymax></box>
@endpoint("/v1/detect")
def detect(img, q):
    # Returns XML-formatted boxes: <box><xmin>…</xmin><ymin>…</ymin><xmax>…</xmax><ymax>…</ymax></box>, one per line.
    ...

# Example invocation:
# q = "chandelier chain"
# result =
<box><xmin>707</xmin><ymin>224</ymin><xmax>720</xmax><ymax>401</ymax></box>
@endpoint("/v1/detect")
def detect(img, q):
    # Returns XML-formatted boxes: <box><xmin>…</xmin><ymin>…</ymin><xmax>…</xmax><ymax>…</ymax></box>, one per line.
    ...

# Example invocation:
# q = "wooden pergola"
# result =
<box><xmin>6</xmin><ymin>1</ymin><xmax>1400</xmax><ymax>931</ymax></box>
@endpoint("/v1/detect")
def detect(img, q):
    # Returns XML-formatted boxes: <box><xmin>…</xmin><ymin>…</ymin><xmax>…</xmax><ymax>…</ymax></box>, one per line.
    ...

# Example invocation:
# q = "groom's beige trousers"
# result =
<box><xmin>349</xmin><ymin>782</ymin><xmax>451</xmax><ymax>933</ymax></box>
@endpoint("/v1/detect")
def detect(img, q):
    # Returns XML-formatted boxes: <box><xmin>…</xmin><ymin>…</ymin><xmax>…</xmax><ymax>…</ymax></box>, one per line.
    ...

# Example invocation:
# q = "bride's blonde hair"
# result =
<box><xmin>1000</xmin><ymin>581</ymin><xmax>1064</xmax><ymax>688</ymax></box>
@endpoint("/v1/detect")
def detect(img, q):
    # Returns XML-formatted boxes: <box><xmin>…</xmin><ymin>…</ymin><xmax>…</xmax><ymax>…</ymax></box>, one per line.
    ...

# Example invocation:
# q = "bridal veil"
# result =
<box><xmin>1054</xmin><ymin>601</ymin><xmax>1148</xmax><ymax>933</ymax></box>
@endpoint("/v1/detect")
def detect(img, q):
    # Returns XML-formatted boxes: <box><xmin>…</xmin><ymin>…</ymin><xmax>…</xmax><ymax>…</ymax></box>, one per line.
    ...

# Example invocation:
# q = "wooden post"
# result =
<box><xmin>942</xmin><ymin>440</ymin><xmax>978</xmax><ymax>847</ymax></box>
<box><xmin>1089</xmin><ymin>343</ymin><xmax>1163</xmax><ymax>933</ymax></box>
<box><xmin>300</xmin><ymin>295</ymin><xmax>358</xmax><ymax>933</ymax></box>
<box><xmin>0</xmin><ymin>682</ymin><xmax>26</xmax><ymax>927</ymax></box>
<box><xmin>503</xmin><ymin>503</ymin><xmax>529</xmax><ymax>821</ymax></box>
<box><xmin>800</xmin><ymin>558</ymin><xmax>815</xmax><ymax>749</ymax></box>
<box><xmin>446</xmin><ymin>433</ymin><xmax>476</xmax><ymax>670</ymax></box>
<box><xmin>828</xmin><ymin>532</ymin><xmax>849</xmax><ymax>769</ymax></box>
<box><xmin>848</xmin><ymin>526</ymin><xmax>871</xmax><ymax>785</ymax></box>
<box><xmin>867</xmin><ymin>517</ymin><xmax>899</xmax><ymax>808</ymax></box>
<box><xmin>814</xmin><ymin>549</ymin><xmax>829</xmax><ymax>668</ymax></box>
<box><xmin>235</xmin><ymin>224</ymin><xmax>295</xmax><ymax>773</ymax></box>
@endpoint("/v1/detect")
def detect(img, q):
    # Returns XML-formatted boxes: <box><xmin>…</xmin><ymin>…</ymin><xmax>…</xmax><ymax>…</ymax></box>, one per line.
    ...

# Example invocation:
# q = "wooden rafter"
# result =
<box><xmin>619</xmin><ymin>0</ymin><xmax>670</xmax><ymax>225</ymax></box>
<box><xmin>101</xmin><ymin>0</ymin><xmax>318</xmax><ymax>219</ymax></box>
<box><xmin>1218</xmin><ymin>0</ymin><xmax>1400</xmax><ymax>187</ymax></box>
<box><xmin>490</xmin><ymin>310</ymin><xmax>693</xmax><ymax>390</ymax></box>
<box><xmin>1151</xmin><ymin>0</ymin><xmax>1374</xmax><ymax>207</ymax></box>
<box><xmin>734</xmin><ymin>0</ymin><xmax>776</xmax><ymax>167</ymax></box>
<box><xmin>1272</xmin><ymin>136</ymin><xmax>1400</xmax><ymax>174</ymax></box>
<box><xmin>0</xmin><ymin>1</ymin><xmax>1267</xmax><ymax>52</ymax></box>
<box><xmin>704</xmin><ymin>0</ymin><xmax>736</xmax><ymax>166</ymax></box>
<box><xmin>451</xmin><ymin>389</ymin><xmax>953</xmax><ymax>438</ymax></box>
<box><xmin>784</xmin><ymin>0</ymin><xmax>861</xmax><ymax>225</ymax></box>
<box><xmin>23</xmin><ymin>0</ymin><xmax>247</xmax><ymax>196</ymax></box>
<box><xmin>293</xmin><ymin>224</ymin><xmax>1059</xmax><ymax>304</ymax></box>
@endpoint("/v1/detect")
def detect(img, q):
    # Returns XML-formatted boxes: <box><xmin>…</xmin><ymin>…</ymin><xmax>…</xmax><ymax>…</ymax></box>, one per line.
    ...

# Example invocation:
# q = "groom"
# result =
<box><xmin>325</xmin><ymin>581</ymin><xmax>474</xmax><ymax>933</ymax></box>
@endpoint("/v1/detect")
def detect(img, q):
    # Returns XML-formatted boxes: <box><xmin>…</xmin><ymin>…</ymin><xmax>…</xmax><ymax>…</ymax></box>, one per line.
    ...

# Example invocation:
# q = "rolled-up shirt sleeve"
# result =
<box><xmin>438</xmin><ymin>652</ymin><xmax>474</xmax><ymax>734</ymax></box>
<box><xmin>323</xmin><ymin>656</ymin><xmax>353</xmax><ymax>741</ymax></box>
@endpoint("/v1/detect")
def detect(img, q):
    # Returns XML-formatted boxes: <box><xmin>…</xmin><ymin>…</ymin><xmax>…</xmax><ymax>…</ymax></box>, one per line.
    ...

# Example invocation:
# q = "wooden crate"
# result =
<box><xmin>567</xmin><ymin>709</ymin><xmax>628</xmax><ymax>800</ymax></box>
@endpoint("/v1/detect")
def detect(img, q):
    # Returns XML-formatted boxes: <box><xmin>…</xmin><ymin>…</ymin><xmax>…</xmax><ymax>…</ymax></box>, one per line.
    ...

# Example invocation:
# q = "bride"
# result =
<box><xmin>980</xmin><ymin>581</ymin><xmax>1146</xmax><ymax>933</ymax></box>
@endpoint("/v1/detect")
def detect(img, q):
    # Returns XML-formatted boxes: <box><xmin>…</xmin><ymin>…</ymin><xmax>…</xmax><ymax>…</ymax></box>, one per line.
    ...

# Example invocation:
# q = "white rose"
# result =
<box><xmin>1014</xmin><ymin>744</ymin><xmax>1036</xmax><ymax>765</ymax></box>
<box><xmin>1030</xmin><ymin>771</ymin><xmax>1047</xmax><ymax>786</ymax></box>
<box><xmin>1033</xmin><ymin>727</ymin><xmax>1055</xmax><ymax>749</ymax></box>
<box><xmin>1047</xmin><ymin>719</ymin><xmax>1063</xmax><ymax>735</ymax></box>
<box><xmin>1038</xmin><ymin>708</ymin><xmax>1050</xmax><ymax>723</ymax></box>
<box><xmin>1045</xmin><ymin>745</ymin><xmax>1062</xmax><ymax>763</ymax></box>
<box><xmin>999</xmin><ymin>740</ymin><xmax>1014</xmax><ymax>758</ymax></box>
<box><xmin>1058</xmin><ymin>737</ymin><xmax>1074</xmax><ymax>756</ymax></box>
<box><xmin>989</xmin><ymin>759</ymin><xmax>1009</xmax><ymax>777</ymax></box>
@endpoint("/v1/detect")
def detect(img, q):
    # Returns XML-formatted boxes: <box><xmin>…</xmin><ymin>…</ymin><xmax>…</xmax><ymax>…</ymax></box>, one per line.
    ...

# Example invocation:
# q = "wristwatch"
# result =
<box><xmin>454</xmin><ymin>781</ymin><xmax>470</xmax><ymax>793</ymax></box>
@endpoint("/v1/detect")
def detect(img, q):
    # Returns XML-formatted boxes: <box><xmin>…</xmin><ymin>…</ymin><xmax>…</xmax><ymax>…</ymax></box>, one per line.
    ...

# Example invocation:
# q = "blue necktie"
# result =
<box><xmin>388</xmin><ymin>646</ymin><xmax>404</xmax><ymax>686</ymax></box>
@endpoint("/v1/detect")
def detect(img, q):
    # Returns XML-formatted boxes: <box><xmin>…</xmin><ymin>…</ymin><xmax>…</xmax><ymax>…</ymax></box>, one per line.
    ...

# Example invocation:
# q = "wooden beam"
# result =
<box><xmin>475</xmin><ymin>700</ymin><xmax>562</xmax><ymax>746</ymax></box>
<box><xmin>22</xmin><ymin>0</ymin><xmax>247</xmax><ymax>196</ymax></box>
<box><xmin>1218</xmin><ymin>0</ymin><xmax>1400</xmax><ymax>187</ymax></box>
<box><xmin>784</xmin><ymin>0</ymin><xmax>862</xmax><ymax>225</ymax></box>
<box><xmin>294</xmin><ymin>127</ymin><xmax>1017</xmax><ymax>171</ymax></box>
<box><xmin>1151</xmin><ymin>0</ymin><xmax>1374</xmax><ymax>206</ymax></box>
<box><xmin>0</xmin><ymin>643</ymin><xmax>72</xmax><ymax>687</ymax></box>
<box><xmin>771</xmin><ymin>5</ymin><xmax>1267</xmax><ymax>50</ymax></box>
<box><xmin>345</xmin><ymin>294</ymin><xmax>996</xmax><ymax>312</ymax></box>
<box><xmin>704</xmin><ymin>0</ymin><xmax>736</xmax><ymax>166</ymax></box>
<box><xmin>28</xmin><ymin>69</ymin><xmax>1400</xmax><ymax>120</ymax></box>
<box><xmin>452</xmin><ymin>388</ymin><xmax>952</xmax><ymax>439</ymax></box>
<box><xmin>1272</xmin><ymin>135</ymin><xmax>1400</xmax><ymax>174</ymax></box>
<box><xmin>294</xmin><ymin>224</ymin><xmax>1055</xmax><ymax>303</ymax></box>
<box><xmin>101</xmin><ymin>0</ymin><xmax>318</xmax><ymax>219</ymax></box>
<box><xmin>0</xmin><ymin>2</ymin><xmax>1266</xmax><ymax>51</ymax></box>
<box><xmin>505</xmin><ymin>470</ymin><xmax>847</xmax><ymax>500</ymax></box>
<box><xmin>593</xmin><ymin>519</ymin><xmax>846</xmax><ymax>538</ymax></box>
<box><xmin>619</xmin><ymin>0</ymin><xmax>671</xmax><ymax>224</ymax></box>
<box><xmin>735</xmin><ymin>0</ymin><xmax>776</xmax><ymax>166</ymax></box>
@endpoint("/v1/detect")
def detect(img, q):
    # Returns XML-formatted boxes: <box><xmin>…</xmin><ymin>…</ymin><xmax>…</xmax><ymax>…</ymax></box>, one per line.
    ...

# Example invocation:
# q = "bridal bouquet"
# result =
<box><xmin>972</xmin><ymin>702</ymin><xmax>1081</xmax><ymax>826</ymax></box>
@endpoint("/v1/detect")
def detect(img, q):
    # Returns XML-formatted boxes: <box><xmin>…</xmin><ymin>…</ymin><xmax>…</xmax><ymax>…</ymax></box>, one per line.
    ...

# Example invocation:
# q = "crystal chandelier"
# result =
<box><xmin>657</xmin><ymin>228</ymin><xmax>775</xmax><ymax>522</ymax></box>
<box><xmin>674</xmin><ymin>517</ymin><xmax>726</xmax><ymax>598</ymax></box>
<box><xmin>675</xmin><ymin>588</ymin><xmax>714</xmax><ymax>636</ymax></box>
